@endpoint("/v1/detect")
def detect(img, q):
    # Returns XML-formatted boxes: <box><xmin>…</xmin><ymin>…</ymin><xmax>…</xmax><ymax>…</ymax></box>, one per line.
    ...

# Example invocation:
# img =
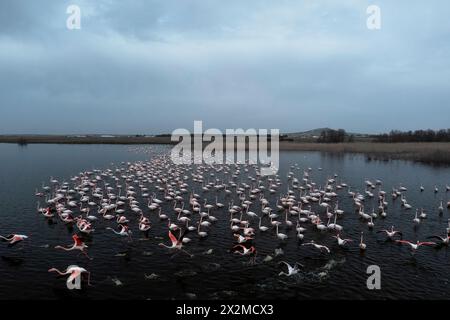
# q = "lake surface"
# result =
<box><xmin>0</xmin><ymin>143</ymin><xmax>449</xmax><ymax>300</ymax></box>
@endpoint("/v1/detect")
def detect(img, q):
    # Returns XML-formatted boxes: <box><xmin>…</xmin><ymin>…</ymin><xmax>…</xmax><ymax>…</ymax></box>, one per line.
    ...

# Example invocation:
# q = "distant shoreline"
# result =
<box><xmin>1</xmin><ymin>135</ymin><xmax>449</xmax><ymax>166</ymax></box>
<box><xmin>0</xmin><ymin>135</ymin><xmax>174</xmax><ymax>145</ymax></box>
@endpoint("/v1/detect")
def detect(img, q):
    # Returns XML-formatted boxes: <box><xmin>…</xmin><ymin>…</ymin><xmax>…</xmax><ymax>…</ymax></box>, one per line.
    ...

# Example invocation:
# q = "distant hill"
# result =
<box><xmin>285</xmin><ymin>128</ymin><xmax>332</xmax><ymax>138</ymax></box>
<box><xmin>285</xmin><ymin>128</ymin><xmax>368</xmax><ymax>138</ymax></box>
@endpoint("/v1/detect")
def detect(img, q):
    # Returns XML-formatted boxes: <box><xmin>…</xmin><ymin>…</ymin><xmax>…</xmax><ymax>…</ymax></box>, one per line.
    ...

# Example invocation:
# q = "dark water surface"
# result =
<box><xmin>0</xmin><ymin>143</ymin><xmax>449</xmax><ymax>300</ymax></box>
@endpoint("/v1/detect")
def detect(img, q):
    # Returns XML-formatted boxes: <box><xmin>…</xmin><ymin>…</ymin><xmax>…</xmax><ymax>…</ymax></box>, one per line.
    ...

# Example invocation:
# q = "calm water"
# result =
<box><xmin>0</xmin><ymin>143</ymin><xmax>449</xmax><ymax>300</ymax></box>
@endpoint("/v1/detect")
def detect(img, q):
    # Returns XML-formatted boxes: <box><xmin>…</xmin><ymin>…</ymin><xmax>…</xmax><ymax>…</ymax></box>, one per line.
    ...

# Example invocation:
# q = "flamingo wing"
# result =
<box><xmin>279</xmin><ymin>261</ymin><xmax>292</xmax><ymax>272</ymax></box>
<box><xmin>168</xmin><ymin>231</ymin><xmax>178</xmax><ymax>246</ymax></box>
<box><xmin>72</xmin><ymin>234</ymin><xmax>83</xmax><ymax>246</ymax></box>
<box><xmin>395</xmin><ymin>240</ymin><xmax>410</xmax><ymax>245</ymax></box>
<box><xmin>418</xmin><ymin>241</ymin><xmax>436</xmax><ymax>246</ymax></box>
<box><xmin>10</xmin><ymin>235</ymin><xmax>24</xmax><ymax>244</ymax></box>
<box><xmin>427</xmin><ymin>236</ymin><xmax>443</xmax><ymax>241</ymax></box>
<box><xmin>67</xmin><ymin>270</ymin><xmax>82</xmax><ymax>286</ymax></box>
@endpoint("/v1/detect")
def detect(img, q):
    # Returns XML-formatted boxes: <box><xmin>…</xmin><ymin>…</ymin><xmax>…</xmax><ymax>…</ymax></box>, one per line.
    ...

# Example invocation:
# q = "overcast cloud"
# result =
<box><xmin>1</xmin><ymin>0</ymin><xmax>449</xmax><ymax>134</ymax></box>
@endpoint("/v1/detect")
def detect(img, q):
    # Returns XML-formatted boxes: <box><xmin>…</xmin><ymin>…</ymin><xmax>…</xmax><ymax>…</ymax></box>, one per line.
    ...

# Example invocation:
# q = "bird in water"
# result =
<box><xmin>278</xmin><ymin>261</ymin><xmax>303</xmax><ymax>277</ymax></box>
<box><xmin>359</xmin><ymin>232</ymin><xmax>366</xmax><ymax>251</ymax></box>
<box><xmin>31</xmin><ymin>149</ymin><xmax>450</xmax><ymax>289</ymax></box>
<box><xmin>0</xmin><ymin>234</ymin><xmax>28</xmax><ymax>246</ymax></box>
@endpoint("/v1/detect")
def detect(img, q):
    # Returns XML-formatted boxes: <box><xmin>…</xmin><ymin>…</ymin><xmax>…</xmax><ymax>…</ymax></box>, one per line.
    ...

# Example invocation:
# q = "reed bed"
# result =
<box><xmin>279</xmin><ymin>142</ymin><xmax>450</xmax><ymax>165</ymax></box>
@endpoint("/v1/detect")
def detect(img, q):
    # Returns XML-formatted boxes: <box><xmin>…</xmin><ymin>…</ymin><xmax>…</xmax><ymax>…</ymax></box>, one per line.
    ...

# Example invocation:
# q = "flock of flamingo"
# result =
<box><xmin>2</xmin><ymin>151</ymin><xmax>450</xmax><ymax>287</ymax></box>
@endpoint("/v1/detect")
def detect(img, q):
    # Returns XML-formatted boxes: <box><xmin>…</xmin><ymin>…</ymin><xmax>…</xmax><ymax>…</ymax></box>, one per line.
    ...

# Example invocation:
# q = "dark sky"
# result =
<box><xmin>1</xmin><ymin>0</ymin><xmax>449</xmax><ymax>134</ymax></box>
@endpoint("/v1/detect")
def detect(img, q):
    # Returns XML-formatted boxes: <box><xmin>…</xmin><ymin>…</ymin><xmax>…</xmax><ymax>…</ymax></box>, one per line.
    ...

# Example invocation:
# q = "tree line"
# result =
<box><xmin>317</xmin><ymin>129</ymin><xmax>353</xmax><ymax>143</ymax></box>
<box><xmin>374</xmin><ymin>129</ymin><xmax>450</xmax><ymax>143</ymax></box>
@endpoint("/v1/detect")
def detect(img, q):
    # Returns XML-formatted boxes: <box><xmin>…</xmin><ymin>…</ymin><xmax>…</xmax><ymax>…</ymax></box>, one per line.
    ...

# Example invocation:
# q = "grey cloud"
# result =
<box><xmin>0</xmin><ymin>0</ymin><xmax>449</xmax><ymax>134</ymax></box>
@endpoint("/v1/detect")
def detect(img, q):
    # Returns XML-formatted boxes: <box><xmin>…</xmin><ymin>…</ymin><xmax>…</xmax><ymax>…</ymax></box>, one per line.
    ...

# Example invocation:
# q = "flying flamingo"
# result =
<box><xmin>278</xmin><ymin>261</ymin><xmax>303</xmax><ymax>277</ymax></box>
<box><xmin>396</xmin><ymin>240</ymin><xmax>436</xmax><ymax>252</ymax></box>
<box><xmin>48</xmin><ymin>265</ymin><xmax>91</xmax><ymax>289</ymax></box>
<box><xmin>233</xmin><ymin>233</ymin><xmax>253</xmax><ymax>244</ymax></box>
<box><xmin>333</xmin><ymin>233</ymin><xmax>353</xmax><ymax>247</ymax></box>
<box><xmin>106</xmin><ymin>225</ymin><xmax>132</xmax><ymax>241</ymax></box>
<box><xmin>0</xmin><ymin>234</ymin><xmax>28</xmax><ymax>246</ymax></box>
<box><xmin>233</xmin><ymin>244</ymin><xmax>257</xmax><ymax>257</ymax></box>
<box><xmin>302</xmin><ymin>241</ymin><xmax>330</xmax><ymax>253</ymax></box>
<box><xmin>158</xmin><ymin>230</ymin><xmax>193</xmax><ymax>257</ymax></box>
<box><xmin>377</xmin><ymin>226</ymin><xmax>402</xmax><ymax>240</ymax></box>
<box><xmin>427</xmin><ymin>234</ymin><xmax>450</xmax><ymax>245</ymax></box>
<box><xmin>55</xmin><ymin>234</ymin><xmax>92</xmax><ymax>259</ymax></box>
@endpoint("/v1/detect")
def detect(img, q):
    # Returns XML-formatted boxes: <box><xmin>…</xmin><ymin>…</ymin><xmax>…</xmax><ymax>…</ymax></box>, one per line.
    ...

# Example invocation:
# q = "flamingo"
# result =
<box><xmin>438</xmin><ymin>201</ymin><xmax>444</xmax><ymax>214</ymax></box>
<box><xmin>233</xmin><ymin>244</ymin><xmax>256</xmax><ymax>256</ymax></box>
<box><xmin>275</xmin><ymin>223</ymin><xmax>288</xmax><ymax>240</ymax></box>
<box><xmin>302</xmin><ymin>241</ymin><xmax>330</xmax><ymax>253</ymax></box>
<box><xmin>296</xmin><ymin>220</ymin><xmax>306</xmax><ymax>233</ymax></box>
<box><xmin>427</xmin><ymin>234</ymin><xmax>450</xmax><ymax>245</ymax></box>
<box><xmin>246</xmin><ymin>207</ymin><xmax>258</xmax><ymax>219</ymax></box>
<box><xmin>0</xmin><ymin>234</ymin><xmax>28</xmax><ymax>246</ymax></box>
<box><xmin>368</xmin><ymin>217</ymin><xmax>374</xmax><ymax>229</ymax></box>
<box><xmin>167</xmin><ymin>219</ymin><xmax>179</xmax><ymax>231</ymax></box>
<box><xmin>234</xmin><ymin>233</ymin><xmax>253</xmax><ymax>244</ymax></box>
<box><xmin>396</xmin><ymin>240</ymin><xmax>435</xmax><ymax>252</ymax></box>
<box><xmin>333</xmin><ymin>233</ymin><xmax>353</xmax><ymax>247</ymax></box>
<box><xmin>413</xmin><ymin>210</ymin><xmax>420</xmax><ymax>224</ymax></box>
<box><xmin>158</xmin><ymin>208</ymin><xmax>168</xmax><ymax>220</ymax></box>
<box><xmin>419</xmin><ymin>208</ymin><xmax>427</xmax><ymax>219</ymax></box>
<box><xmin>359</xmin><ymin>232</ymin><xmax>366</xmax><ymax>250</ymax></box>
<box><xmin>102</xmin><ymin>209</ymin><xmax>115</xmax><ymax>220</ymax></box>
<box><xmin>116</xmin><ymin>215</ymin><xmax>129</xmax><ymax>224</ymax></box>
<box><xmin>48</xmin><ymin>265</ymin><xmax>91</xmax><ymax>288</ymax></box>
<box><xmin>106</xmin><ymin>225</ymin><xmax>132</xmax><ymax>241</ymax></box>
<box><xmin>258</xmin><ymin>217</ymin><xmax>269</xmax><ymax>232</ymax></box>
<box><xmin>55</xmin><ymin>234</ymin><xmax>92</xmax><ymax>259</ymax></box>
<box><xmin>215</xmin><ymin>196</ymin><xmax>224</xmax><ymax>208</ymax></box>
<box><xmin>377</xmin><ymin>226</ymin><xmax>402</xmax><ymax>240</ymax></box>
<box><xmin>158</xmin><ymin>230</ymin><xmax>193</xmax><ymax>257</ymax></box>
<box><xmin>327</xmin><ymin>214</ymin><xmax>342</xmax><ymax>231</ymax></box>
<box><xmin>284</xmin><ymin>209</ymin><xmax>293</xmax><ymax>227</ymax></box>
<box><xmin>197</xmin><ymin>221</ymin><xmax>208</xmax><ymax>238</ymax></box>
<box><xmin>278</xmin><ymin>261</ymin><xmax>303</xmax><ymax>276</ymax></box>
<box><xmin>42</xmin><ymin>207</ymin><xmax>55</xmax><ymax>218</ymax></box>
